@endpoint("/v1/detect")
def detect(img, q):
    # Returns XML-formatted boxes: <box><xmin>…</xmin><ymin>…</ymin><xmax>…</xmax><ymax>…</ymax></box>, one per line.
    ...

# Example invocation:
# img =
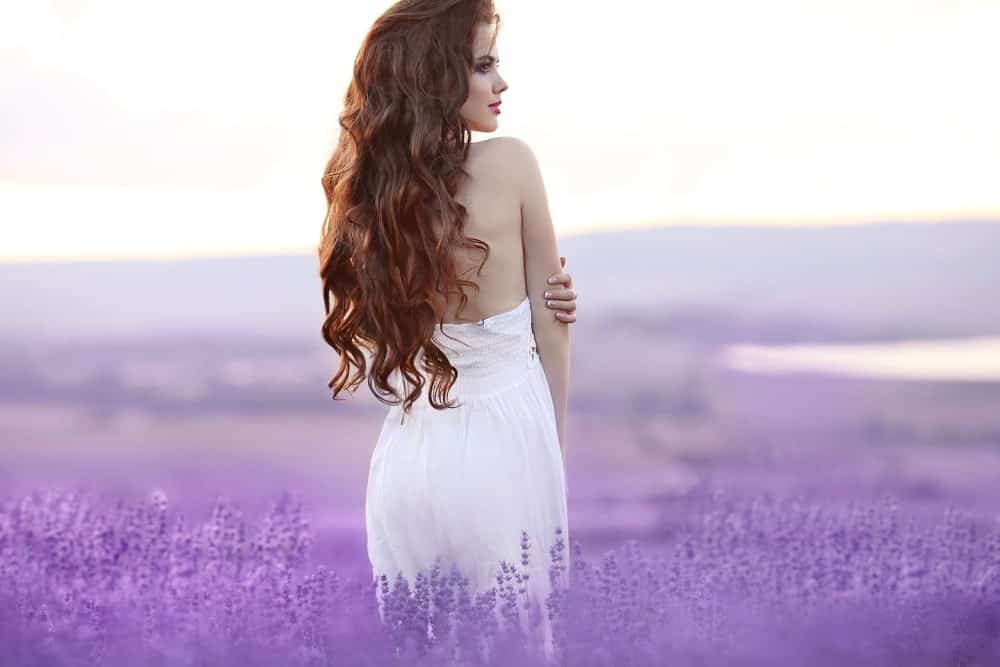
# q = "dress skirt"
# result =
<box><xmin>364</xmin><ymin>295</ymin><xmax>570</xmax><ymax>655</ymax></box>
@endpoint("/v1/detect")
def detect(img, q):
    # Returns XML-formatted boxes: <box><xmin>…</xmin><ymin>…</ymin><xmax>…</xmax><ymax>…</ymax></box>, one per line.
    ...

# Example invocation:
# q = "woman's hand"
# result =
<box><xmin>544</xmin><ymin>256</ymin><xmax>577</xmax><ymax>324</ymax></box>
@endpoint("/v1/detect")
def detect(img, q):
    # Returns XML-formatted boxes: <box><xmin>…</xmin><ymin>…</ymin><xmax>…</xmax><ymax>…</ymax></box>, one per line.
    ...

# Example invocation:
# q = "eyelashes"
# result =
<box><xmin>476</xmin><ymin>62</ymin><xmax>500</xmax><ymax>74</ymax></box>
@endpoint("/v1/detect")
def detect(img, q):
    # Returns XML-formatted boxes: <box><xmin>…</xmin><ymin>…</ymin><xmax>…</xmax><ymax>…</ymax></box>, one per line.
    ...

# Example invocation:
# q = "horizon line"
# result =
<box><xmin>2</xmin><ymin>216</ymin><xmax>998</xmax><ymax>266</ymax></box>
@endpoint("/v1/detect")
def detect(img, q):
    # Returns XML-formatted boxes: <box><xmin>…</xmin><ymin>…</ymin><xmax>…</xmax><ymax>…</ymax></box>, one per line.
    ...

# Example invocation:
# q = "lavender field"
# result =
<box><xmin>3</xmin><ymin>479</ymin><xmax>999</xmax><ymax>666</ymax></box>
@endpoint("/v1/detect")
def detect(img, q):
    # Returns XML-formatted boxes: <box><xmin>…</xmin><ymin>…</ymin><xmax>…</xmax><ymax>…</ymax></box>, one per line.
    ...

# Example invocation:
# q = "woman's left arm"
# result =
<box><xmin>543</xmin><ymin>255</ymin><xmax>577</xmax><ymax>323</ymax></box>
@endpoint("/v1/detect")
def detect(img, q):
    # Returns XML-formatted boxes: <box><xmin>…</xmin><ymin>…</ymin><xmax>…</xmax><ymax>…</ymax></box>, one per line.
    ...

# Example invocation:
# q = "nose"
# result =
<box><xmin>494</xmin><ymin>75</ymin><xmax>508</xmax><ymax>94</ymax></box>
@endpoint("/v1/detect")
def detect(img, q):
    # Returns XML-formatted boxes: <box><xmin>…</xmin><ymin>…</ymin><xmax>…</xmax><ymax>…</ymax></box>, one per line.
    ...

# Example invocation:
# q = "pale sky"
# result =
<box><xmin>1</xmin><ymin>0</ymin><xmax>998</xmax><ymax>262</ymax></box>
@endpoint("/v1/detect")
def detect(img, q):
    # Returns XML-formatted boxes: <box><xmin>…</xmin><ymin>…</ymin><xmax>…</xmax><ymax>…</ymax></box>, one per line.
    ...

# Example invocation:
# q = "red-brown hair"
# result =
<box><xmin>318</xmin><ymin>0</ymin><xmax>501</xmax><ymax>416</ymax></box>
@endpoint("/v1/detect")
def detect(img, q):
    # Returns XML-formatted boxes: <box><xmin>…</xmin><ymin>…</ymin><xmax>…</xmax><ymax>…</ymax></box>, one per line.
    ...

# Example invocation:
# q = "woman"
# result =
<box><xmin>317</xmin><ymin>0</ymin><xmax>577</xmax><ymax>655</ymax></box>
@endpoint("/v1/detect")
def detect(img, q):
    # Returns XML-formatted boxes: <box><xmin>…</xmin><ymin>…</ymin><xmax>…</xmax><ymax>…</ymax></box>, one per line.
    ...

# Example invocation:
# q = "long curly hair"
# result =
<box><xmin>318</xmin><ymin>0</ymin><xmax>501</xmax><ymax>416</ymax></box>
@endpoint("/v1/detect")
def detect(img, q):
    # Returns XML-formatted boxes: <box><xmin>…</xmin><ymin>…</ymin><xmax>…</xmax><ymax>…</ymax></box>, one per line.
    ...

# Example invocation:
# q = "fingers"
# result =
<box><xmin>542</xmin><ymin>287</ymin><xmax>576</xmax><ymax>301</ymax></box>
<box><xmin>546</xmin><ymin>261</ymin><xmax>576</xmax><ymax>325</ymax></box>
<box><xmin>546</xmin><ymin>270</ymin><xmax>573</xmax><ymax>287</ymax></box>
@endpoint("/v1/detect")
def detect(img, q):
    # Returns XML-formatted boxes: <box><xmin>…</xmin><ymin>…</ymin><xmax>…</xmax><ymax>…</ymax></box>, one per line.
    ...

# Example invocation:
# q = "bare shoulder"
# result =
<box><xmin>472</xmin><ymin>135</ymin><xmax>534</xmax><ymax>164</ymax></box>
<box><xmin>470</xmin><ymin>136</ymin><xmax>539</xmax><ymax>189</ymax></box>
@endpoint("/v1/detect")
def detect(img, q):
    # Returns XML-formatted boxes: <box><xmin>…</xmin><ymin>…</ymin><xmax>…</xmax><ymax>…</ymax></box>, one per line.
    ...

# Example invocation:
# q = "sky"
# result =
<box><xmin>1</xmin><ymin>0</ymin><xmax>998</xmax><ymax>262</ymax></box>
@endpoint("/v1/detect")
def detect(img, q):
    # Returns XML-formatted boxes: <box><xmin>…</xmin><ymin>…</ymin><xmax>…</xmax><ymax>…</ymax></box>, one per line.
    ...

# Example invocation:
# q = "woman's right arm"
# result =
<box><xmin>506</xmin><ymin>137</ymin><xmax>571</xmax><ymax>460</ymax></box>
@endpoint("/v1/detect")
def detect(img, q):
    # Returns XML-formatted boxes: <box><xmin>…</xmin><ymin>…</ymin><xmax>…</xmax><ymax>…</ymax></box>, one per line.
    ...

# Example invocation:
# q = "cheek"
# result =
<box><xmin>470</xmin><ymin>75</ymin><xmax>492</xmax><ymax>100</ymax></box>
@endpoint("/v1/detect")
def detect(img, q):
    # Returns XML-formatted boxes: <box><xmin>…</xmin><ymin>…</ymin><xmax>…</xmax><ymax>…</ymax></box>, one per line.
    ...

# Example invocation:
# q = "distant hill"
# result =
<box><xmin>2</xmin><ymin>220</ymin><xmax>998</xmax><ymax>343</ymax></box>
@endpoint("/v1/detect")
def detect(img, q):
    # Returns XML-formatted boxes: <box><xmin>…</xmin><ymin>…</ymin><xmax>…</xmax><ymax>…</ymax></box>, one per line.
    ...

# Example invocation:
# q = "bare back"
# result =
<box><xmin>430</xmin><ymin>138</ymin><xmax>525</xmax><ymax>325</ymax></box>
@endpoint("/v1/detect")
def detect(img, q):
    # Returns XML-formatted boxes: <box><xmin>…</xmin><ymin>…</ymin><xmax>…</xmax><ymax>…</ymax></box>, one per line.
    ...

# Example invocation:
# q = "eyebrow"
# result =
<box><xmin>476</xmin><ymin>55</ymin><xmax>499</xmax><ymax>63</ymax></box>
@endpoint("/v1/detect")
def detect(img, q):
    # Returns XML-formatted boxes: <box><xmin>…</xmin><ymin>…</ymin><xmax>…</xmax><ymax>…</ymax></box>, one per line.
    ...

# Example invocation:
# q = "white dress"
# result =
<box><xmin>365</xmin><ymin>295</ymin><xmax>570</xmax><ymax>652</ymax></box>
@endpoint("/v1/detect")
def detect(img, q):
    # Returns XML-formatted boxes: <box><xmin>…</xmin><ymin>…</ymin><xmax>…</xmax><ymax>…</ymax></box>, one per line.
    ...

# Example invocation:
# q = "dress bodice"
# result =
<box><xmin>387</xmin><ymin>296</ymin><xmax>538</xmax><ymax>419</ymax></box>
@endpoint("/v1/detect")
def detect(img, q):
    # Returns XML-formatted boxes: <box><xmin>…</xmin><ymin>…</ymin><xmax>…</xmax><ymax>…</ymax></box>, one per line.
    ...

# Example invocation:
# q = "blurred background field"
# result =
<box><xmin>3</xmin><ymin>221</ymin><xmax>999</xmax><ymax>563</ymax></box>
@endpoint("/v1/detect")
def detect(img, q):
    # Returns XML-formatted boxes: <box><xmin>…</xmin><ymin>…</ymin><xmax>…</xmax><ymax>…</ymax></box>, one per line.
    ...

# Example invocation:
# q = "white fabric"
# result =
<box><xmin>365</xmin><ymin>295</ymin><xmax>570</xmax><ymax>654</ymax></box>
